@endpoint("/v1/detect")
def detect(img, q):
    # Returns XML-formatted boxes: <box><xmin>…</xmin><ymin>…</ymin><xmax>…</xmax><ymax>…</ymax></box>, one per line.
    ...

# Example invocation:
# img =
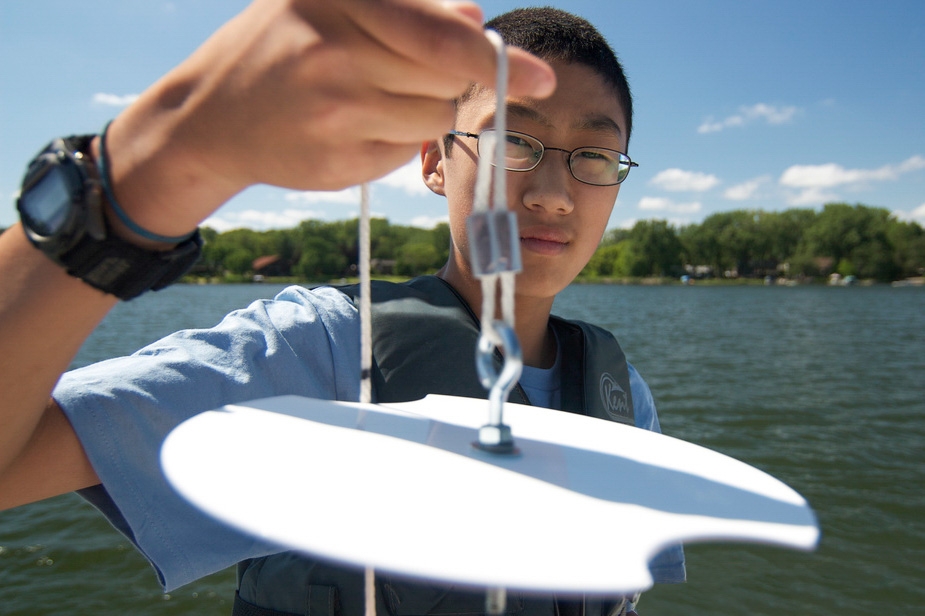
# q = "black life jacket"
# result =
<box><xmin>234</xmin><ymin>276</ymin><xmax>635</xmax><ymax>616</ymax></box>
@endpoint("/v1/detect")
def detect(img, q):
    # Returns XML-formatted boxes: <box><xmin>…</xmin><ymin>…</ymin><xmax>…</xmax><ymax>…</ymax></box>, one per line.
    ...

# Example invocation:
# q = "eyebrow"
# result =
<box><xmin>574</xmin><ymin>114</ymin><xmax>624</xmax><ymax>137</ymax></box>
<box><xmin>503</xmin><ymin>103</ymin><xmax>624</xmax><ymax>138</ymax></box>
<box><xmin>506</xmin><ymin>103</ymin><xmax>553</xmax><ymax>127</ymax></box>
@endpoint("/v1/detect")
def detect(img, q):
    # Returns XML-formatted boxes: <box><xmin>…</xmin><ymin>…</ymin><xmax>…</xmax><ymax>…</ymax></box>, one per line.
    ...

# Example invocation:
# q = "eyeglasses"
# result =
<box><xmin>448</xmin><ymin>129</ymin><xmax>638</xmax><ymax>186</ymax></box>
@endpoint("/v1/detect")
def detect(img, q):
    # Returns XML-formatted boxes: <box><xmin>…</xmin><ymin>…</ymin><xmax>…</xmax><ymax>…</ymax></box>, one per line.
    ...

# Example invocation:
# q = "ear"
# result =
<box><xmin>421</xmin><ymin>140</ymin><xmax>446</xmax><ymax>196</ymax></box>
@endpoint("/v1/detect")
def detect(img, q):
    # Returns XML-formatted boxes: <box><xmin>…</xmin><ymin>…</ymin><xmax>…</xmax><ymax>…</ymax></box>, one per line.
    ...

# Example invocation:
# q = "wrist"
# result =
<box><xmin>91</xmin><ymin>99</ymin><xmax>243</xmax><ymax>246</ymax></box>
<box><xmin>17</xmin><ymin>133</ymin><xmax>203</xmax><ymax>300</ymax></box>
<box><xmin>88</xmin><ymin>133</ymin><xmax>197</xmax><ymax>252</ymax></box>
<box><xmin>95</xmin><ymin>123</ymin><xmax>197</xmax><ymax>248</ymax></box>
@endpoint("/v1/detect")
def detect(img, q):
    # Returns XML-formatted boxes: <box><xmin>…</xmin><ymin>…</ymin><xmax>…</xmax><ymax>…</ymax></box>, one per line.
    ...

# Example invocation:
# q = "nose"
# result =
<box><xmin>519</xmin><ymin>150</ymin><xmax>576</xmax><ymax>215</ymax></box>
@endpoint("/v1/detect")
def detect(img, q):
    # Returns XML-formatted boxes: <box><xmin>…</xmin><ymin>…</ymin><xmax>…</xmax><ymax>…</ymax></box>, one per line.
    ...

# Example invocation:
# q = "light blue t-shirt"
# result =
<box><xmin>54</xmin><ymin>285</ymin><xmax>684</xmax><ymax>591</ymax></box>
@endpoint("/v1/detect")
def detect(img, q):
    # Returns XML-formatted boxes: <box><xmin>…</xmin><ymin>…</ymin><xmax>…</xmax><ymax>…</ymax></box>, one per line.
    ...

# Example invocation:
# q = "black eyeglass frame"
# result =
<box><xmin>448</xmin><ymin>129</ymin><xmax>638</xmax><ymax>187</ymax></box>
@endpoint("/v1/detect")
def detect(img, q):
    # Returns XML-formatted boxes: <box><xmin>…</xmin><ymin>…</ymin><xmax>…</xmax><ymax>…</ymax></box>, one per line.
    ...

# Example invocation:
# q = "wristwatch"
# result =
<box><xmin>16</xmin><ymin>134</ymin><xmax>202</xmax><ymax>300</ymax></box>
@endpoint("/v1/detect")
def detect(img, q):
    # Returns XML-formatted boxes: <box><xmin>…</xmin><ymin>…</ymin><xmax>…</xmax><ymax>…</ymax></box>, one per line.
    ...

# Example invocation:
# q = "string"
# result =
<box><xmin>359</xmin><ymin>182</ymin><xmax>372</xmax><ymax>406</ymax></box>
<box><xmin>358</xmin><ymin>31</ymin><xmax>513</xmax><ymax>616</ymax></box>
<box><xmin>472</xmin><ymin>30</ymin><xmax>515</xmax><ymax>616</ymax></box>
<box><xmin>359</xmin><ymin>182</ymin><xmax>375</xmax><ymax>616</ymax></box>
<box><xmin>473</xmin><ymin>30</ymin><xmax>517</xmax><ymax>342</ymax></box>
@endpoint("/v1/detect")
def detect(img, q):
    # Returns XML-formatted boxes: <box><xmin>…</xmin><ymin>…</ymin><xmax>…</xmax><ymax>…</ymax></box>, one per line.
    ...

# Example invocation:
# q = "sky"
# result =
<box><xmin>2</xmin><ymin>0</ymin><xmax>924</xmax><ymax>233</ymax></box>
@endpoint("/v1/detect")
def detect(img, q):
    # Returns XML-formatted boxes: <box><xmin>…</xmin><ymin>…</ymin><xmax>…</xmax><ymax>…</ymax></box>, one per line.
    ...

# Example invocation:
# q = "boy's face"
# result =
<box><xmin>427</xmin><ymin>60</ymin><xmax>627</xmax><ymax>302</ymax></box>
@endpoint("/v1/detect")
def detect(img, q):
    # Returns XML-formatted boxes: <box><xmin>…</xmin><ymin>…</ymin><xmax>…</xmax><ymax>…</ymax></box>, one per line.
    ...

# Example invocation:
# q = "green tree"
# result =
<box><xmin>627</xmin><ymin>219</ymin><xmax>682</xmax><ymax>277</ymax></box>
<box><xmin>431</xmin><ymin>222</ymin><xmax>451</xmax><ymax>265</ymax></box>
<box><xmin>888</xmin><ymin>219</ymin><xmax>925</xmax><ymax>277</ymax></box>
<box><xmin>800</xmin><ymin>203</ymin><xmax>900</xmax><ymax>281</ymax></box>
<box><xmin>582</xmin><ymin>243</ymin><xmax>626</xmax><ymax>277</ymax></box>
<box><xmin>613</xmin><ymin>241</ymin><xmax>644</xmax><ymax>277</ymax></box>
<box><xmin>201</xmin><ymin>227</ymin><xmax>266</xmax><ymax>275</ymax></box>
<box><xmin>294</xmin><ymin>235</ymin><xmax>347</xmax><ymax>279</ymax></box>
<box><xmin>679</xmin><ymin>217</ymin><xmax>725</xmax><ymax>275</ymax></box>
<box><xmin>396</xmin><ymin>242</ymin><xmax>440</xmax><ymax>276</ymax></box>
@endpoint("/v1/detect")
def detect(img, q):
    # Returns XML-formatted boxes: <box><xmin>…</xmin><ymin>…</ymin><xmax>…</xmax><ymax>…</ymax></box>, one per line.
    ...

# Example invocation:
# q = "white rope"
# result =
<box><xmin>359</xmin><ymin>182</ymin><xmax>372</xmax><ymax>406</ymax></box>
<box><xmin>359</xmin><ymin>182</ymin><xmax>375</xmax><ymax>616</ymax></box>
<box><xmin>358</xmin><ymin>31</ymin><xmax>514</xmax><ymax>616</ymax></box>
<box><xmin>365</xmin><ymin>565</ymin><xmax>376</xmax><ymax>616</ymax></box>
<box><xmin>472</xmin><ymin>30</ymin><xmax>515</xmax><ymax>616</ymax></box>
<box><xmin>473</xmin><ymin>30</ymin><xmax>516</xmax><ymax>342</ymax></box>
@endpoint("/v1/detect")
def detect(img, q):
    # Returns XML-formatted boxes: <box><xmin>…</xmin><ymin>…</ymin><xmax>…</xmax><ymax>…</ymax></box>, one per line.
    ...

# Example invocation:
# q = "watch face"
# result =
<box><xmin>18</xmin><ymin>154</ymin><xmax>81</xmax><ymax>238</ymax></box>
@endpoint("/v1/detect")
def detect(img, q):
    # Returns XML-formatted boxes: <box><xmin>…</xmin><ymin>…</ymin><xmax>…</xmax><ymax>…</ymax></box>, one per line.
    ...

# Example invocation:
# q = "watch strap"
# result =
<box><xmin>61</xmin><ymin>228</ymin><xmax>203</xmax><ymax>301</ymax></box>
<box><xmin>19</xmin><ymin>132</ymin><xmax>203</xmax><ymax>301</ymax></box>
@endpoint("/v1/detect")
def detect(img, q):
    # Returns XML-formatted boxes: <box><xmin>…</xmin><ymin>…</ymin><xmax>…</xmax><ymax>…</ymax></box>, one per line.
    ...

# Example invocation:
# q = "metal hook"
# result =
<box><xmin>473</xmin><ymin>320</ymin><xmax>522</xmax><ymax>454</ymax></box>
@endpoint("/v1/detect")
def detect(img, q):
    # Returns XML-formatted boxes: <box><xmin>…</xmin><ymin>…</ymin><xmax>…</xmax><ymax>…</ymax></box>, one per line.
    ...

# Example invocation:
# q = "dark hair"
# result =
<box><xmin>449</xmin><ymin>7</ymin><xmax>634</xmax><ymax>150</ymax></box>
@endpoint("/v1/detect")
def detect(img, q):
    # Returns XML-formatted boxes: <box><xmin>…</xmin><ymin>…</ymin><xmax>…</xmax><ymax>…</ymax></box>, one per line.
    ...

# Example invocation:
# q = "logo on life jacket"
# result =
<box><xmin>600</xmin><ymin>372</ymin><xmax>630</xmax><ymax>420</ymax></box>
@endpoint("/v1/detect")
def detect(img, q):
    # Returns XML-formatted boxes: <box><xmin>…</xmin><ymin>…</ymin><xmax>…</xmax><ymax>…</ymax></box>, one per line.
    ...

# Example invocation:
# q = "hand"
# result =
<box><xmin>105</xmin><ymin>0</ymin><xmax>555</xmax><ymax>238</ymax></box>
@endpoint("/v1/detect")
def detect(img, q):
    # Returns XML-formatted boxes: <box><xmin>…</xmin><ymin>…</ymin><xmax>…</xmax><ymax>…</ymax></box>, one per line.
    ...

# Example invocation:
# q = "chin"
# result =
<box><xmin>515</xmin><ymin>270</ymin><xmax>572</xmax><ymax>301</ymax></box>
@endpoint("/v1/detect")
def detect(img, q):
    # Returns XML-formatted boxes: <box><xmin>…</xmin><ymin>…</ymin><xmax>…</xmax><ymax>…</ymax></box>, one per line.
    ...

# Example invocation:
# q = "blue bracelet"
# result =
<box><xmin>97</xmin><ymin>121</ymin><xmax>196</xmax><ymax>244</ymax></box>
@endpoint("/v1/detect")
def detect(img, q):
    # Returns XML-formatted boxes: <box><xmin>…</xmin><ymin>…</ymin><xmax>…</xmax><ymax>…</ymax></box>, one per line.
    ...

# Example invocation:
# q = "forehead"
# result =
<box><xmin>456</xmin><ymin>61</ymin><xmax>627</xmax><ymax>144</ymax></box>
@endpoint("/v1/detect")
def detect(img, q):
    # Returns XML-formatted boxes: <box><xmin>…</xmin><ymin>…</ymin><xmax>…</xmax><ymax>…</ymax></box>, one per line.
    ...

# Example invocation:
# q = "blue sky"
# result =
<box><xmin>2</xmin><ymin>0</ymin><xmax>923</xmax><ymax>232</ymax></box>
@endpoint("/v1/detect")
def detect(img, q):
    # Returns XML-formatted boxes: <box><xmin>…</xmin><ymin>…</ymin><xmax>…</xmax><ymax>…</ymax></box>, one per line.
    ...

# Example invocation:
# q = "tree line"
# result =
<box><xmin>194</xmin><ymin>218</ymin><xmax>451</xmax><ymax>280</ymax></box>
<box><xmin>584</xmin><ymin>203</ymin><xmax>924</xmax><ymax>282</ymax></box>
<box><xmin>194</xmin><ymin>203</ymin><xmax>922</xmax><ymax>283</ymax></box>
<box><xmin>3</xmin><ymin>202</ymin><xmax>922</xmax><ymax>283</ymax></box>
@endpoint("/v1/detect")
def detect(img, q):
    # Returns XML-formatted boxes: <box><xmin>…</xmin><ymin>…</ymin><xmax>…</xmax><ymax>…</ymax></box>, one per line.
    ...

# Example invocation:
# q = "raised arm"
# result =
<box><xmin>0</xmin><ymin>0</ymin><xmax>555</xmax><ymax>510</ymax></box>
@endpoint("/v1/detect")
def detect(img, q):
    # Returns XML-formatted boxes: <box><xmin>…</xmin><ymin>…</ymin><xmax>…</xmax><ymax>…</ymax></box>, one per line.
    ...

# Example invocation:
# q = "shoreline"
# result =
<box><xmin>179</xmin><ymin>274</ymin><xmax>925</xmax><ymax>288</ymax></box>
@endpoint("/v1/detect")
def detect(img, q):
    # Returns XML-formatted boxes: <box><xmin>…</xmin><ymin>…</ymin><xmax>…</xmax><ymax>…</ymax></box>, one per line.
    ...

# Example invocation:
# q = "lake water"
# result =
<box><xmin>1</xmin><ymin>282</ymin><xmax>923</xmax><ymax>615</ymax></box>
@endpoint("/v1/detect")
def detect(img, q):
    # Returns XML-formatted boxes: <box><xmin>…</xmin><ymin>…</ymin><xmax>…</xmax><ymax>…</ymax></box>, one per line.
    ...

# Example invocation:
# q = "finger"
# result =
<box><xmin>362</xmin><ymin>92</ymin><xmax>458</xmax><ymax>142</ymax></box>
<box><xmin>292</xmin><ymin>86</ymin><xmax>458</xmax><ymax>145</ymax></box>
<box><xmin>504</xmin><ymin>46</ymin><xmax>557</xmax><ymax>99</ymax></box>
<box><xmin>347</xmin><ymin>41</ymin><xmax>477</xmax><ymax>100</ymax></box>
<box><xmin>441</xmin><ymin>0</ymin><xmax>483</xmax><ymax>26</ymax></box>
<box><xmin>344</xmin><ymin>0</ymin><xmax>555</xmax><ymax>99</ymax></box>
<box><xmin>351</xmin><ymin>34</ymin><xmax>557</xmax><ymax>102</ymax></box>
<box><xmin>357</xmin><ymin>141</ymin><xmax>428</xmax><ymax>185</ymax></box>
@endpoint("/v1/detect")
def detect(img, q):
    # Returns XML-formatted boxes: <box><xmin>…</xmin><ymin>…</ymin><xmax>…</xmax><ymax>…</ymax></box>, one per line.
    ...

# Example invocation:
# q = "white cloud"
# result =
<box><xmin>779</xmin><ymin>155</ymin><xmax>925</xmax><ymax>205</ymax></box>
<box><xmin>638</xmin><ymin>197</ymin><xmax>702</xmax><ymax>214</ymax></box>
<box><xmin>92</xmin><ymin>93</ymin><xmax>140</xmax><ymax>107</ymax></box>
<box><xmin>786</xmin><ymin>187</ymin><xmax>840</xmax><ymax>207</ymax></box>
<box><xmin>614</xmin><ymin>217</ymin><xmax>638</xmax><ymax>230</ymax></box>
<box><xmin>780</xmin><ymin>155</ymin><xmax>925</xmax><ymax>188</ymax></box>
<box><xmin>203</xmin><ymin>208</ymin><xmax>325</xmax><ymax>232</ymax></box>
<box><xmin>698</xmin><ymin>103</ymin><xmax>800</xmax><ymax>134</ymax></box>
<box><xmin>649</xmin><ymin>168</ymin><xmax>720</xmax><ymax>192</ymax></box>
<box><xmin>724</xmin><ymin>176</ymin><xmax>771</xmax><ymax>201</ymax></box>
<box><xmin>373</xmin><ymin>158</ymin><xmax>430</xmax><ymax>196</ymax></box>
<box><xmin>893</xmin><ymin>203</ymin><xmax>925</xmax><ymax>226</ymax></box>
<box><xmin>898</xmin><ymin>155</ymin><xmax>925</xmax><ymax>174</ymax></box>
<box><xmin>283</xmin><ymin>186</ymin><xmax>360</xmax><ymax>207</ymax></box>
<box><xmin>284</xmin><ymin>187</ymin><xmax>360</xmax><ymax>205</ymax></box>
<box><xmin>913</xmin><ymin>203</ymin><xmax>925</xmax><ymax>222</ymax></box>
<box><xmin>409</xmin><ymin>214</ymin><xmax>449</xmax><ymax>229</ymax></box>
<box><xmin>279</xmin><ymin>159</ymin><xmax>427</xmax><ymax>208</ymax></box>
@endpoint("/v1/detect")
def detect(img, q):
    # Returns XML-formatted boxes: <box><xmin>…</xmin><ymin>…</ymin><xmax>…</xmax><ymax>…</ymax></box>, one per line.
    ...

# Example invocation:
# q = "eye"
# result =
<box><xmin>502</xmin><ymin>132</ymin><xmax>541</xmax><ymax>165</ymax></box>
<box><xmin>575</xmin><ymin>149</ymin><xmax>616</xmax><ymax>163</ymax></box>
<box><xmin>503</xmin><ymin>133</ymin><xmax>535</xmax><ymax>151</ymax></box>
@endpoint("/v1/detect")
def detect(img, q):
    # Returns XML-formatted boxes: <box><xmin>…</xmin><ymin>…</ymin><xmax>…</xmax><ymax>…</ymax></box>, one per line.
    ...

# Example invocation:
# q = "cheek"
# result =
<box><xmin>442</xmin><ymin>158</ymin><xmax>481</xmax><ymax>244</ymax></box>
<box><xmin>581</xmin><ymin>187</ymin><xmax>619</xmax><ymax>229</ymax></box>
<box><xmin>444</xmin><ymin>181</ymin><xmax>476</xmax><ymax>257</ymax></box>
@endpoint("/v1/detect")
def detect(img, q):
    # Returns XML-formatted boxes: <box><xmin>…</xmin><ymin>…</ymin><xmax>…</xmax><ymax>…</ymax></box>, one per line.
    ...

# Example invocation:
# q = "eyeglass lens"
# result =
<box><xmin>477</xmin><ymin>130</ymin><xmax>632</xmax><ymax>186</ymax></box>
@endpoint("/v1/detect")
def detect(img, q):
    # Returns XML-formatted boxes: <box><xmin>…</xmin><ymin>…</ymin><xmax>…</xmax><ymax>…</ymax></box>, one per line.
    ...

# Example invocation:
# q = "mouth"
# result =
<box><xmin>519</xmin><ymin>227</ymin><xmax>570</xmax><ymax>256</ymax></box>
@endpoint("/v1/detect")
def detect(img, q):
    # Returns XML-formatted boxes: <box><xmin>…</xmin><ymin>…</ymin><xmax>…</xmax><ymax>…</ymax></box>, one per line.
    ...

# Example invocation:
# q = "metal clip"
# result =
<box><xmin>473</xmin><ymin>320</ymin><xmax>522</xmax><ymax>454</ymax></box>
<box><xmin>466</xmin><ymin>210</ymin><xmax>522</xmax><ymax>278</ymax></box>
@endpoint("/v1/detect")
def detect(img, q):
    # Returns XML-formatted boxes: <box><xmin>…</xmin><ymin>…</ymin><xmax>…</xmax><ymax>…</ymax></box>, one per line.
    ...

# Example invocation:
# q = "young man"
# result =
<box><xmin>0</xmin><ymin>1</ymin><xmax>683</xmax><ymax>614</ymax></box>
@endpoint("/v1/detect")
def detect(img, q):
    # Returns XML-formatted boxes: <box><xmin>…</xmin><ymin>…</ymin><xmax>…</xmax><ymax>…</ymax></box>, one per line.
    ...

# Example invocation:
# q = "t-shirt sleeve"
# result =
<box><xmin>627</xmin><ymin>362</ymin><xmax>688</xmax><ymax>584</ymax></box>
<box><xmin>54</xmin><ymin>286</ymin><xmax>360</xmax><ymax>591</ymax></box>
